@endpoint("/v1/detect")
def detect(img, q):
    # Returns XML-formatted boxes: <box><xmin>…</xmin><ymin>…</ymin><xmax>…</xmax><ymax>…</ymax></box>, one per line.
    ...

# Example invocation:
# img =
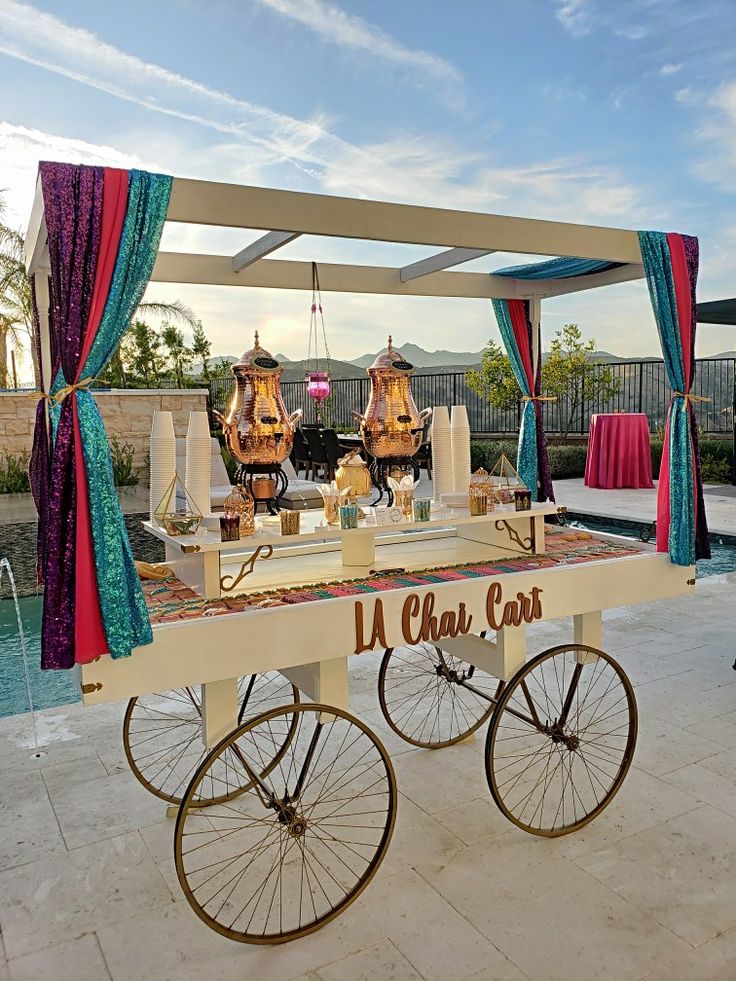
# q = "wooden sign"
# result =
<box><xmin>354</xmin><ymin>581</ymin><xmax>544</xmax><ymax>654</ymax></box>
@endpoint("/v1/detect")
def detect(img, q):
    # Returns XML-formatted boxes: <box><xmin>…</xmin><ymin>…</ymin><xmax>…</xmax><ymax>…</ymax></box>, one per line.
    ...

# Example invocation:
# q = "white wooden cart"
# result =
<box><xmin>25</xmin><ymin>175</ymin><xmax>686</xmax><ymax>944</ymax></box>
<box><xmin>78</xmin><ymin>506</ymin><xmax>693</xmax><ymax>943</ymax></box>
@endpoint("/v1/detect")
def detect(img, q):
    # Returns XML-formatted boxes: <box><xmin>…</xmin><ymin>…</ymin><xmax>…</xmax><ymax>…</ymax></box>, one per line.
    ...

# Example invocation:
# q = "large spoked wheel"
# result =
<box><xmin>485</xmin><ymin>644</ymin><xmax>637</xmax><ymax>837</ymax></box>
<box><xmin>175</xmin><ymin>703</ymin><xmax>397</xmax><ymax>944</ymax></box>
<box><xmin>378</xmin><ymin>637</ymin><xmax>502</xmax><ymax>748</ymax></box>
<box><xmin>123</xmin><ymin>674</ymin><xmax>300</xmax><ymax>806</ymax></box>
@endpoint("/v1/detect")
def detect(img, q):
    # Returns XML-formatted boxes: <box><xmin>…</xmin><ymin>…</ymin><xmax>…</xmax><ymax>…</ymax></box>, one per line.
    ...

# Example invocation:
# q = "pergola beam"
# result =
<box><xmin>152</xmin><ymin>253</ymin><xmax>528</xmax><ymax>299</ymax></box>
<box><xmin>165</xmin><ymin>178</ymin><xmax>644</xmax><ymax>264</ymax></box>
<box><xmin>400</xmin><ymin>247</ymin><xmax>496</xmax><ymax>282</ymax></box>
<box><xmin>232</xmin><ymin>230</ymin><xmax>301</xmax><ymax>272</ymax></box>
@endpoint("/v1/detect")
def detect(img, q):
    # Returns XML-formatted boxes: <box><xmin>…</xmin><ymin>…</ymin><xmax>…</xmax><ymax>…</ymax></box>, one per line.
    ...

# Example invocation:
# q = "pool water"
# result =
<box><xmin>0</xmin><ymin>594</ymin><xmax>81</xmax><ymax>719</ymax></box>
<box><xmin>1</xmin><ymin>519</ymin><xmax>735</xmax><ymax>720</ymax></box>
<box><xmin>567</xmin><ymin>516</ymin><xmax>736</xmax><ymax>579</ymax></box>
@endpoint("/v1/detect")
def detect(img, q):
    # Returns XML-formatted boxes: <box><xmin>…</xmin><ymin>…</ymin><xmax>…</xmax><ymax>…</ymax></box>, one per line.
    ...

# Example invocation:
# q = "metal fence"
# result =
<box><xmin>209</xmin><ymin>358</ymin><xmax>736</xmax><ymax>437</ymax></box>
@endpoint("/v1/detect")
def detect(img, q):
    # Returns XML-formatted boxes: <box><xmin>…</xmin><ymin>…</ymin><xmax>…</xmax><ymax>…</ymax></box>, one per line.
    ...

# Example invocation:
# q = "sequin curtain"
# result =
<box><xmin>74</xmin><ymin>170</ymin><xmax>171</xmax><ymax>660</ymax></box>
<box><xmin>491</xmin><ymin>298</ymin><xmax>554</xmax><ymax>502</ymax></box>
<box><xmin>34</xmin><ymin>163</ymin><xmax>104</xmax><ymax>669</ymax></box>
<box><xmin>638</xmin><ymin>230</ymin><xmax>710</xmax><ymax>566</ymax></box>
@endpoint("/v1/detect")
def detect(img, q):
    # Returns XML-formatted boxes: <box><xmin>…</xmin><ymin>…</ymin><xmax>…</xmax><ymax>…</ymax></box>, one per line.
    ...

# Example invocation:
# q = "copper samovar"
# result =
<box><xmin>354</xmin><ymin>336</ymin><xmax>432</xmax><ymax>459</ymax></box>
<box><xmin>213</xmin><ymin>332</ymin><xmax>302</xmax><ymax>465</ymax></box>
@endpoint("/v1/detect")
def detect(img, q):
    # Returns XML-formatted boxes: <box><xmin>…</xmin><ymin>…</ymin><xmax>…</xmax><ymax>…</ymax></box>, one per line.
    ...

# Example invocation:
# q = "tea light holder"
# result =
<box><xmin>469</xmin><ymin>494</ymin><xmax>489</xmax><ymax>516</ymax></box>
<box><xmin>339</xmin><ymin>504</ymin><xmax>359</xmax><ymax>530</ymax></box>
<box><xmin>514</xmin><ymin>488</ymin><xmax>532</xmax><ymax>511</ymax></box>
<box><xmin>280</xmin><ymin>510</ymin><xmax>301</xmax><ymax>535</ymax></box>
<box><xmin>394</xmin><ymin>490</ymin><xmax>414</xmax><ymax>520</ymax></box>
<box><xmin>413</xmin><ymin>498</ymin><xmax>431</xmax><ymax>522</ymax></box>
<box><xmin>219</xmin><ymin>515</ymin><xmax>241</xmax><ymax>542</ymax></box>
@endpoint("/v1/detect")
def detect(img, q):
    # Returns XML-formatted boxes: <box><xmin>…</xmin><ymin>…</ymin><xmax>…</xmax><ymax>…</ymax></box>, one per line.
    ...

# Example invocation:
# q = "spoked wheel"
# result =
<box><xmin>123</xmin><ymin>673</ymin><xmax>300</xmax><ymax>806</ymax></box>
<box><xmin>378</xmin><ymin>638</ymin><xmax>502</xmax><ymax>748</ymax></box>
<box><xmin>175</xmin><ymin>703</ymin><xmax>397</xmax><ymax>944</ymax></box>
<box><xmin>485</xmin><ymin>644</ymin><xmax>637</xmax><ymax>837</ymax></box>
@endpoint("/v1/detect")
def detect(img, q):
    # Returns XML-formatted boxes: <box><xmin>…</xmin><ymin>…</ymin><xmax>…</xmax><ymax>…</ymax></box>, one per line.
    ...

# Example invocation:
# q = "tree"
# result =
<box><xmin>466</xmin><ymin>340</ymin><xmax>520</xmax><ymax>411</ymax></box>
<box><xmin>0</xmin><ymin>206</ymin><xmax>33</xmax><ymax>386</ymax></box>
<box><xmin>124</xmin><ymin>320</ymin><xmax>167</xmax><ymax>387</ymax></box>
<box><xmin>191</xmin><ymin>320</ymin><xmax>211</xmax><ymax>380</ymax></box>
<box><xmin>466</xmin><ymin>324</ymin><xmax>621</xmax><ymax>442</ymax></box>
<box><xmin>161</xmin><ymin>322</ymin><xmax>193</xmax><ymax>388</ymax></box>
<box><xmin>542</xmin><ymin>324</ymin><xmax>621</xmax><ymax>441</ymax></box>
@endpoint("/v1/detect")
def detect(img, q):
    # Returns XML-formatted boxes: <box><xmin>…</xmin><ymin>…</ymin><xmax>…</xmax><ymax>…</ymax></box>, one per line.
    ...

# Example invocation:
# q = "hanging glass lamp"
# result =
<box><xmin>305</xmin><ymin>262</ymin><xmax>331</xmax><ymax>423</ymax></box>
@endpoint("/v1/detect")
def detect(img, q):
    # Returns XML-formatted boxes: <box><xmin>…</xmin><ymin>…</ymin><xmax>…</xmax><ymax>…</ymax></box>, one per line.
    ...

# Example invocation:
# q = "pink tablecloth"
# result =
<box><xmin>585</xmin><ymin>413</ymin><xmax>654</xmax><ymax>489</ymax></box>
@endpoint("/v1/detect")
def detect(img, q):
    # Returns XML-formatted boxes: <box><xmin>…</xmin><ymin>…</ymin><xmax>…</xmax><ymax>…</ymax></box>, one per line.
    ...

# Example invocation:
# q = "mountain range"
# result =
<box><xmin>196</xmin><ymin>345</ymin><xmax>736</xmax><ymax>378</ymax></box>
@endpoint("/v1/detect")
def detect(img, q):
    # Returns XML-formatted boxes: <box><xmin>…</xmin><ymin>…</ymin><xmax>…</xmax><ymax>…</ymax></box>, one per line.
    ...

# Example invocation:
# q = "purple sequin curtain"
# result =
<box><xmin>29</xmin><ymin>278</ymin><xmax>50</xmax><ymax>583</ymax></box>
<box><xmin>30</xmin><ymin>163</ymin><xmax>105</xmax><ymax>669</ymax></box>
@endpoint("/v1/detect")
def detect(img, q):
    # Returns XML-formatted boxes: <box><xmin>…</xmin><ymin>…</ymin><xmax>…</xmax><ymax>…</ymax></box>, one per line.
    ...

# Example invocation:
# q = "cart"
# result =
<box><xmin>79</xmin><ymin>504</ymin><xmax>694</xmax><ymax>944</ymax></box>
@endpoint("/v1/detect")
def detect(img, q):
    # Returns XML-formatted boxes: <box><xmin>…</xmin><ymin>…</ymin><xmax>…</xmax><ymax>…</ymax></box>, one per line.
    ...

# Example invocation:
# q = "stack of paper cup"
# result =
<box><xmin>451</xmin><ymin>404</ymin><xmax>472</xmax><ymax>492</ymax></box>
<box><xmin>149</xmin><ymin>411</ymin><xmax>176</xmax><ymax>520</ymax></box>
<box><xmin>430</xmin><ymin>405</ymin><xmax>453</xmax><ymax>502</ymax></box>
<box><xmin>185</xmin><ymin>411</ymin><xmax>211</xmax><ymax>516</ymax></box>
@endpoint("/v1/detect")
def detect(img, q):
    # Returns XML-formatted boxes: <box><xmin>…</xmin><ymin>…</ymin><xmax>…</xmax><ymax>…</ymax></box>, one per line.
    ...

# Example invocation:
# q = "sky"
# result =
<box><xmin>1</xmin><ymin>0</ymin><xmax>736</xmax><ymax>376</ymax></box>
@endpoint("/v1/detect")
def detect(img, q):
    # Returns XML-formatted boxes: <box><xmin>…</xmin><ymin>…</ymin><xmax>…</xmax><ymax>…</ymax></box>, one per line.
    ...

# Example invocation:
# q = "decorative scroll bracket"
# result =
<box><xmin>220</xmin><ymin>544</ymin><xmax>274</xmax><ymax>593</ymax></box>
<box><xmin>495</xmin><ymin>519</ymin><xmax>534</xmax><ymax>554</ymax></box>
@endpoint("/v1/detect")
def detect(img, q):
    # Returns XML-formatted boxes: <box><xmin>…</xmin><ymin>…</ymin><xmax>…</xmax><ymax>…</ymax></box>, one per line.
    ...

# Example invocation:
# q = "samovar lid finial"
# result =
<box><xmin>254</xmin><ymin>330</ymin><xmax>261</xmax><ymax>349</ymax></box>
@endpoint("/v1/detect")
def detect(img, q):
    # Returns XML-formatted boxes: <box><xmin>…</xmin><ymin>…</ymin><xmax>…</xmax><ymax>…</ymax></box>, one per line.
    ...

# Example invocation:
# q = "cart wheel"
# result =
<box><xmin>175</xmin><ymin>703</ymin><xmax>397</xmax><ymax>944</ymax></box>
<box><xmin>123</xmin><ymin>673</ymin><xmax>299</xmax><ymax>806</ymax></box>
<box><xmin>485</xmin><ymin>644</ymin><xmax>637</xmax><ymax>837</ymax></box>
<box><xmin>378</xmin><ymin>637</ymin><xmax>502</xmax><ymax>748</ymax></box>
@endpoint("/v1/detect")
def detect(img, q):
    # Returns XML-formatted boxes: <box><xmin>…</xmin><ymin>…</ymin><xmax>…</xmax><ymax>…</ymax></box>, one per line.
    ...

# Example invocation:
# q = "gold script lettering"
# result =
<box><xmin>354</xmin><ymin>600</ymin><xmax>388</xmax><ymax>654</ymax></box>
<box><xmin>401</xmin><ymin>592</ymin><xmax>473</xmax><ymax>645</ymax></box>
<box><xmin>486</xmin><ymin>583</ymin><xmax>543</xmax><ymax>630</ymax></box>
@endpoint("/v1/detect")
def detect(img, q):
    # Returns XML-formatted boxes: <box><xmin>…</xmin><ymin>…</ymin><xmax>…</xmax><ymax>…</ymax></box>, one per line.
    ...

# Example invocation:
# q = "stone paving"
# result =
<box><xmin>0</xmin><ymin>573</ymin><xmax>735</xmax><ymax>980</ymax></box>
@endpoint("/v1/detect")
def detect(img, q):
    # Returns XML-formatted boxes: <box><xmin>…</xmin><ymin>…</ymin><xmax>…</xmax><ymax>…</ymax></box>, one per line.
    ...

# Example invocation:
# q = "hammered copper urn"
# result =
<box><xmin>213</xmin><ymin>332</ymin><xmax>302</xmax><ymax>465</ymax></box>
<box><xmin>354</xmin><ymin>337</ymin><xmax>432</xmax><ymax>459</ymax></box>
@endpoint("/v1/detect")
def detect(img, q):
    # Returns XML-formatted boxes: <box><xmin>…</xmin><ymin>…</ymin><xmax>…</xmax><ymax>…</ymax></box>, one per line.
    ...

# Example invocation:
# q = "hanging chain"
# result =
<box><xmin>307</xmin><ymin>261</ymin><xmax>331</xmax><ymax>373</ymax></box>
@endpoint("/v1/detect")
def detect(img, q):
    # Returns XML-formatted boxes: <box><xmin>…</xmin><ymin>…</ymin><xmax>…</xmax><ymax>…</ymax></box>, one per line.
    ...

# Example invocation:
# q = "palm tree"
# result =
<box><xmin>0</xmin><ymin>191</ymin><xmax>199</xmax><ymax>388</ymax></box>
<box><xmin>0</xmin><ymin>216</ymin><xmax>33</xmax><ymax>387</ymax></box>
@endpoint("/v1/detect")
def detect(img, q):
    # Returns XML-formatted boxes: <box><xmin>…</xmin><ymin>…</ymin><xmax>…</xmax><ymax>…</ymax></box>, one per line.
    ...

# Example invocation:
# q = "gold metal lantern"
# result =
<box><xmin>224</xmin><ymin>484</ymin><xmax>255</xmax><ymax>537</ymax></box>
<box><xmin>469</xmin><ymin>467</ymin><xmax>495</xmax><ymax>513</ymax></box>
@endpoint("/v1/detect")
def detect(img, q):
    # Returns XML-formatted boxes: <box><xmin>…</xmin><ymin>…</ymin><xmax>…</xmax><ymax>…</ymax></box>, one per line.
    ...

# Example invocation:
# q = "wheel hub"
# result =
<box><xmin>273</xmin><ymin>800</ymin><xmax>308</xmax><ymax>836</ymax></box>
<box><xmin>544</xmin><ymin>719</ymin><xmax>580</xmax><ymax>751</ymax></box>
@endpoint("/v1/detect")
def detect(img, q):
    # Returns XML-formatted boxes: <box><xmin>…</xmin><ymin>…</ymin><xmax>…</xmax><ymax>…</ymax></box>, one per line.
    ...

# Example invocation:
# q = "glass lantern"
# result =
<box><xmin>224</xmin><ymin>484</ymin><xmax>256</xmax><ymax>537</ymax></box>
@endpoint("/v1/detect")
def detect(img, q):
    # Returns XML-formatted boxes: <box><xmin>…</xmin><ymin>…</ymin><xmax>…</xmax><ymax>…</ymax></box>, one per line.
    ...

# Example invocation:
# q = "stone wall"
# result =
<box><xmin>0</xmin><ymin>389</ymin><xmax>208</xmax><ymax>481</ymax></box>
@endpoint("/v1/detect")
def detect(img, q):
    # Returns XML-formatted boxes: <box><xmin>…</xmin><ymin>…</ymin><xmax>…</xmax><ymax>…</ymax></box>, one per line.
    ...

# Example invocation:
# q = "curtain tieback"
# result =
<box><xmin>522</xmin><ymin>395</ymin><xmax>557</xmax><ymax>403</ymax></box>
<box><xmin>672</xmin><ymin>391</ymin><xmax>710</xmax><ymax>411</ymax></box>
<box><xmin>51</xmin><ymin>377</ymin><xmax>95</xmax><ymax>405</ymax></box>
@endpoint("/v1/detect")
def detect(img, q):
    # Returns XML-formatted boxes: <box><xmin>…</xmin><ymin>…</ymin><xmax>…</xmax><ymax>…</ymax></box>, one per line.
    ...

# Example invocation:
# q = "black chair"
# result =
<box><xmin>415</xmin><ymin>420</ymin><xmax>432</xmax><ymax>478</ymax></box>
<box><xmin>321</xmin><ymin>429</ymin><xmax>343</xmax><ymax>481</ymax></box>
<box><xmin>291</xmin><ymin>428</ymin><xmax>311</xmax><ymax>477</ymax></box>
<box><xmin>303</xmin><ymin>427</ymin><xmax>330</xmax><ymax>481</ymax></box>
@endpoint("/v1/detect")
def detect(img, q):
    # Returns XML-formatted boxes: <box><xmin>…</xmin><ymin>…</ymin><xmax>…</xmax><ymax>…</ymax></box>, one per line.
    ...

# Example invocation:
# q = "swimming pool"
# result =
<box><xmin>1</xmin><ymin>518</ymin><xmax>734</xmax><ymax>720</ymax></box>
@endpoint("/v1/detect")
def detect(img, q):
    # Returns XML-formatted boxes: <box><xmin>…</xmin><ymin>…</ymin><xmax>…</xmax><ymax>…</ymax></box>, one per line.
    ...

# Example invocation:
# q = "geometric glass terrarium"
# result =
<box><xmin>488</xmin><ymin>453</ymin><xmax>526</xmax><ymax>504</ymax></box>
<box><xmin>153</xmin><ymin>472</ymin><xmax>202</xmax><ymax>535</ymax></box>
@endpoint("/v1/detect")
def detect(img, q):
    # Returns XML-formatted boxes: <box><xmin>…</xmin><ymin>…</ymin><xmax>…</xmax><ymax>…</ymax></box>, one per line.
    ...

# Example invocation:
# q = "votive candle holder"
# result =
<box><xmin>219</xmin><ymin>515</ymin><xmax>241</xmax><ymax>542</ymax></box>
<box><xmin>412</xmin><ymin>498</ymin><xmax>431</xmax><ymax>522</ymax></box>
<box><xmin>280</xmin><ymin>510</ymin><xmax>301</xmax><ymax>535</ymax></box>
<box><xmin>514</xmin><ymin>489</ymin><xmax>532</xmax><ymax>511</ymax></box>
<box><xmin>339</xmin><ymin>504</ymin><xmax>359</xmax><ymax>530</ymax></box>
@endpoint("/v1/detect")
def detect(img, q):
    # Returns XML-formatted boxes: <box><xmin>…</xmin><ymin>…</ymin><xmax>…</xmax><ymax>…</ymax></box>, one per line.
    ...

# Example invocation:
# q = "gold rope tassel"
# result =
<box><xmin>50</xmin><ymin>377</ymin><xmax>96</xmax><ymax>405</ymax></box>
<box><xmin>521</xmin><ymin>395</ymin><xmax>557</xmax><ymax>403</ymax></box>
<box><xmin>672</xmin><ymin>392</ymin><xmax>710</xmax><ymax>412</ymax></box>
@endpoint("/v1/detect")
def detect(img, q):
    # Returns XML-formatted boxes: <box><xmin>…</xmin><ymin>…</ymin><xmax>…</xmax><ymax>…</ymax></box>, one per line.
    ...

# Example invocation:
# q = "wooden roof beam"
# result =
<box><xmin>232</xmin><ymin>230</ymin><xmax>301</xmax><ymax>272</ymax></box>
<box><xmin>400</xmin><ymin>247</ymin><xmax>497</xmax><ymax>282</ymax></box>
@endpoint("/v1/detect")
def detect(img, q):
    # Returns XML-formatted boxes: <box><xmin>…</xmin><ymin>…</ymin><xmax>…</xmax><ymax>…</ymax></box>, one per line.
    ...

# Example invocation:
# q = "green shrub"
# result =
<box><xmin>548</xmin><ymin>444</ymin><xmax>588</xmax><ymax>479</ymax></box>
<box><xmin>0</xmin><ymin>451</ymin><xmax>31</xmax><ymax>493</ymax></box>
<box><xmin>109</xmin><ymin>435</ymin><xmax>139</xmax><ymax>487</ymax></box>
<box><xmin>701</xmin><ymin>458</ymin><xmax>731</xmax><ymax>483</ymax></box>
<box><xmin>470</xmin><ymin>440</ymin><xmax>519</xmax><ymax>472</ymax></box>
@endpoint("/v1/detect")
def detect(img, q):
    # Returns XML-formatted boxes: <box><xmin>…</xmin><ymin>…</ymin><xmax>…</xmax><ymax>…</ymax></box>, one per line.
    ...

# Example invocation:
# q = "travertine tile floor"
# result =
<box><xmin>1</xmin><ymin>575</ymin><xmax>735</xmax><ymax>981</ymax></box>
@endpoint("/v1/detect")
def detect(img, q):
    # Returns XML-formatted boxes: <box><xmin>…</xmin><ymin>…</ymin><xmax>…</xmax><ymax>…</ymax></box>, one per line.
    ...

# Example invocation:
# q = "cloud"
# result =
<box><xmin>0</xmin><ymin>0</ymin><xmax>364</xmax><ymax>179</ymax></box>
<box><xmin>252</xmin><ymin>0</ymin><xmax>463</xmax><ymax>100</ymax></box>
<box><xmin>673</xmin><ymin>79</ymin><xmax>736</xmax><ymax>192</ymax></box>
<box><xmin>553</xmin><ymin>0</ymin><xmax>594</xmax><ymax>37</ymax></box>
<box><xmin>660</xmin><ymin>62</ymin><xmax>683</xmax><ymax>76</ymax></box>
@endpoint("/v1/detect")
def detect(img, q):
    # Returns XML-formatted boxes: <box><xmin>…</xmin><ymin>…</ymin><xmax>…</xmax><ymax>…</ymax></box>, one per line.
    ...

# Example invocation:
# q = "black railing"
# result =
<box><xmin>209</xmin><ymin>358</ymin><xmax>736</xmax><ymax>439</ymax></box>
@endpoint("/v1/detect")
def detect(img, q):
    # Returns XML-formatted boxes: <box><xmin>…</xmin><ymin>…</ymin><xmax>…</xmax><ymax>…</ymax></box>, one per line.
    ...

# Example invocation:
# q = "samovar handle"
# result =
<box><xmin>212</xmin><ymin>409</ymin><xmax>227</xmax><ymax>429</ymax></box>
<box><xmin>288</xmin><ymin>408</ymin><xmax>303</xmax><ymax>426</ymax></box>
<box><xmin>419</xmin><ymin>407</ymin><xmax>433</xmax><ymax>424</ymax></box>
<box><xmin>351</xmin><ymin>410</ymin><xmax>366</xmax><ymax>424</ymax></box>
